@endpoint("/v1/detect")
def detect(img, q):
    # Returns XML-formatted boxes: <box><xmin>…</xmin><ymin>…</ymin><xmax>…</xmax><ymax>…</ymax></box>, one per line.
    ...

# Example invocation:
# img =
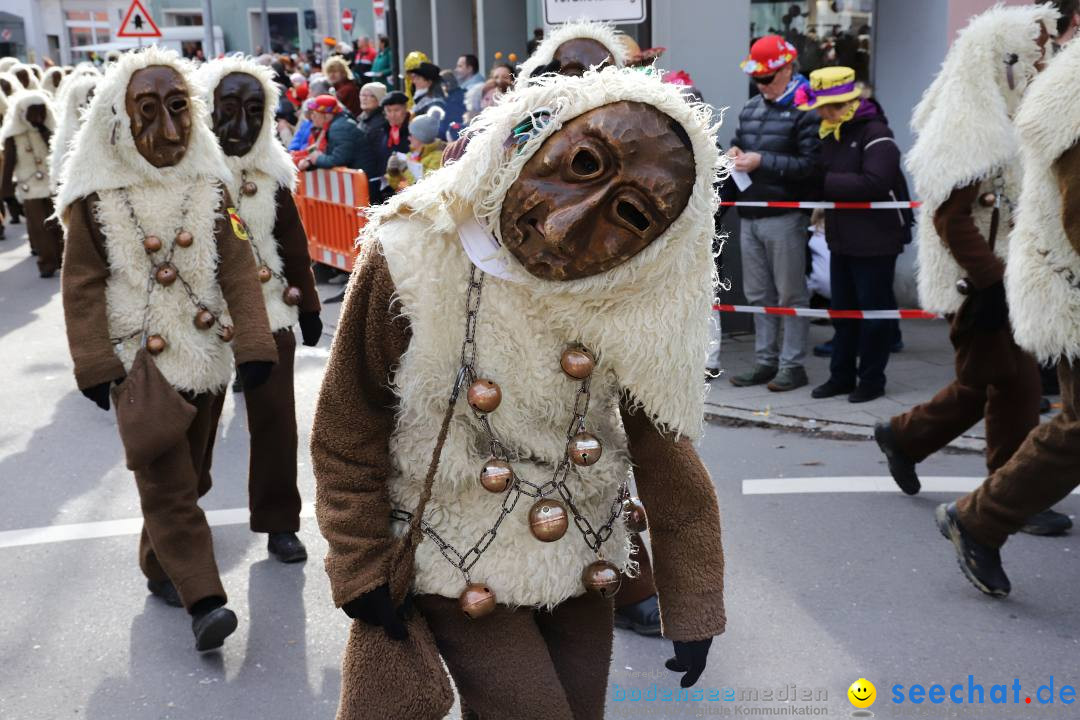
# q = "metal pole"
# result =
<box><xmin>201</xmin><ymin>0</ymin><xmax>215</xmax><ymax>57</ymax></box>
<box><xmin>260</xmin><ymin>0</ymin><xmax>271</xmax><ymax>53</ymax></box>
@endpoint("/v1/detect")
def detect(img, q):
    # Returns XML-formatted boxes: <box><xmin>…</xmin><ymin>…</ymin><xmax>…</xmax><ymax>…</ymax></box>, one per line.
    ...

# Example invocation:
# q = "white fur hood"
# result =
<box><xmin>518</xmin><ymin>20</ymin><xmax>629</xmax><ymax>80</ymax></box>
<box><xmin>195</xmin><ymin>55</ymin><xmax>296</xmax><ymax>191</ymax></box>
<box><xmin>0</xmin><ymin>89</ymin><xmax>56</xmax><ymax>144</ymax></box>
<box><xmin>368</xmin><ymin>66</ymin><xmax>727</xmax><ymax>439</ymax></box>
<box><xmin>56</xmin><ymin>46</ymin><xmax>232</xmax><ymax>218</ymax></box>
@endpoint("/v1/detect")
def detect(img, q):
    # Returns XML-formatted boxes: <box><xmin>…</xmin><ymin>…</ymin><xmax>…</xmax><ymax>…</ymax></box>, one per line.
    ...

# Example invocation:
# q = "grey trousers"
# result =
<box><xmin>740</xmin><ymin>213</ymin><xmax>810</xmax><ymax>369</ymax></box>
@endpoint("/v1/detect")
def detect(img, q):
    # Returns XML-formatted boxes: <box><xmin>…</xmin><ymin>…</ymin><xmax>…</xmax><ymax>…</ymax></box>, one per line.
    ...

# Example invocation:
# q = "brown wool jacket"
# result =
<box><xmin>312</xmin><ymin>242</ymin><xmax>727</xmax><ymax>642</ymax></box>
<box><xmin>933</xmin><ymin>183</ymin><xmax>1005</xmax><ymax>290</ymax></box>
<box><xmin>271</xmin><ymin>186</ymin><xmax>321</xmax><ymax>315</ymax></box>
<box><xmin>1056</xmin><ymin>141</ymin><xmax>1080</xmax><ymax>258</ymax></box>
<box><xmin>1</xmin><ymin>137</ymin><xmax>17</xmax><ymax>198</ymax></box>
<box><xmin>61</xmin><ymin>187</ymin><xmax>279</xmax><ymax>391</ymax></box>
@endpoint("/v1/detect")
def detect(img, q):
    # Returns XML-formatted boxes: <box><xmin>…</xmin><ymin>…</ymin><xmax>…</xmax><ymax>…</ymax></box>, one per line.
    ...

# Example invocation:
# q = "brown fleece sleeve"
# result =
<box><xmin>1054</xmin><ymin>141</ymin><xmax>1080</xmax><ymax>259</ymax></box>
<box><xmin>273</xmin><ymin>185</ymin><xmax>320</xmax><ymax>314</ymax></box>
<box><xmin>2</xmin><ymin>137</ymin><xmax>15</xmax><ymax>198</ymax></box>
<box><xmin>61</xmin><ymin>194</ymin><xmax>127</xmax><ymax>390</ymax></box>
<box><xmin>933</xmin><ymin>183</ymin><xmax>1004</xmax><ymax>289</ymax></box>
<box><xmin>214</xmin><ymin>186</ymin><xmax>278</xmax><ymax>365</ymax></box>
<box><xmin>312</xmin><ymin>241</ymin><xmax>411</xmax><ymax>607</ymax></box>
<box><xmin>621</xmin><ymin>404</ymin><xmax>726</xmax><ymax>642</ymax></box>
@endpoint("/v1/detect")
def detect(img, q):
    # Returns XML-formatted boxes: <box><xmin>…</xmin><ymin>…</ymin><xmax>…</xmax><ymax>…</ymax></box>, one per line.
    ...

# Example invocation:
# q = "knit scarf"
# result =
<box><xmin>819</xmin><ymin>99</ymin><xmax>862</xmax><ymax>140</ymax></box>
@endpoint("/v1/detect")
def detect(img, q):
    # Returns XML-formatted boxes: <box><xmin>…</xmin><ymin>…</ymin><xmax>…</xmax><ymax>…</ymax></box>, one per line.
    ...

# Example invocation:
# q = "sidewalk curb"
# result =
<box><xmin>704</xmin><ymin>402</ymin><xmax>986</xmax><ymax>454</ymax></box>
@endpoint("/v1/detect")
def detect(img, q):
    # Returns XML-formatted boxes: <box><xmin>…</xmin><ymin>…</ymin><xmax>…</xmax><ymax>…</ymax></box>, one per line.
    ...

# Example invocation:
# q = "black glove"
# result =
<box><xmin>665</xmin><ymin>637</ymin><xmax>713</xmax><ymax>688</ymax></box>
<box><xmin>969</xmin><ymin>280</ymin><xmax>1009</xmax><ymax>332</ymax></box>
<box><xmin>81</xmin><ymin>381</ymin><xmax>115</xmax><ymax>412</ymax></box>
<box><xmin>237</xmin><ymin>360</ymin><xmax>274</xmax><ymax>391</ymax></box>
<box><xmin>342</xmin><ymin>583</ymin><xmax>411</xmax><ymax>640</ymax></box>
<box><xmin>298</xmin><ymin>311</ymin><xmax>323</xmax><ymax>347</ymax></box>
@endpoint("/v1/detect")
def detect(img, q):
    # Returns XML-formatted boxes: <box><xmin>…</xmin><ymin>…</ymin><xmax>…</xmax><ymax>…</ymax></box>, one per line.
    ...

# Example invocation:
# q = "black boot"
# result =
<box><xmin>147</xmin><ymin>578</ymin><xmax>183</xmax><ymax>608</ymax></box>
<box><xmin>874</xmin><ymin>422</ymin><xmax>920</xmax><ymax>495</ymax></box>
<box><xmin>268</xmin><ymin>532</ymin><xmax>308</xmax><ymax>563</ymax></box>
<box><xmin>613</xmin><ymin>594</ymin><xmax>662</xmax><ymax>636</ymax></box>
<box><xmin>191</xmin><ymin>598</ymin><xmax>237</xmax><ymax>652</ymax></box>
<box><xmin>935</xmin><ymin>502</ymin><xmax>1010</xmax><ymax>598</ymax></box>
<box><xmin>1020</xmin><ymin>508</ymin><xmax>1073</xmax><ymax>536</ymax></box>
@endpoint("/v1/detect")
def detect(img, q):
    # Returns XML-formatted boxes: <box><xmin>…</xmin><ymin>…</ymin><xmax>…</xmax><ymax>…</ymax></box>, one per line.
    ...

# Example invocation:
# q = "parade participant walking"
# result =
<box><xmin>937</xmin><ymin>29</ymin><xmax>1080</xmax><ymax>597</ymax></box>
<box><xmin>312</xmin><ymin>68</ymin><xmax>727</xmax><ymax>719</ymax></box>
<box><xmin>198</xmin><ymin>57</ymin><xmax>323</xmax><ymax>565</ymax></box>
<box><xmin>726</xmin><ymin>35</ymin><xmax>821</xmax><ymax>392</ymax></box>
<box><xmin>57</xmin><ymin>47</ymin><xmax>278</xmax><ymax>651</ymax></box>
<box><xmin>518</xmin><ymin>18</ymin><xmax>628</xmax><ymax>78</ymax></box>
<box><xmin>796</xmin><ymin>67</ymin><xmax>911</xmax><ymax>403</ymax></box>
<box><xmin>48</xmin><ymin>74</ymin><xmax>98</xmax><ymax>194</ymax></box>
<box><xmin>874</xmin><ymin>5</ymin><xmax>1070</xmax><ymax>537</ymax></box>
<box><xmin>1</xmin><ymin>89</ymin><xmax>64</xmax><ymax>277</ymax></box>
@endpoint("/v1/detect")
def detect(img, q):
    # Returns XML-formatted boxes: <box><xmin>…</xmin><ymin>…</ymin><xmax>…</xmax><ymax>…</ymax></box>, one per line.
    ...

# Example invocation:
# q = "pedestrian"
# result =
<box><xmin>1</xmin><ymin>89</ymin><xmax>64</xmax><ymax>277</ymax></box>
<box><xmin>324</xmin><ymin>55</ymin><xmax>361</xmax><ymax>116</ymax></box>
<box><xmin>296</xmin><ymin>95</ymin><xmax>378</xmax><ymax>178</ymax></box>
<box><xmin>368</xmin><ymin>35</ymin><xmax>393</xmax><ymax>88</ymax></box>
<box><xmin>384</xmin><ymin>107</ymin><xmax>444</xmax><ymax>192</ymax></box>
<box><xmin>376</xmin><ymin>90</ymin><xmax>410</xmax><ymax>163</ymax></box>
<box><xmin>408</xmin><ymin>61</ymin><xmax>445</xmax><ymax>116</ymax></box>
<box><xmin>518</xmin><ymin>19</ymin><xmax>629</xmax><ymax>79</ymax></box>
<box><xmin>874</xmin><ymin>5</ymin><xmax>1069</xmax><ymax>537</ymax></box>
<box><xmin>357</xmin><ymin>81</ymin><xmax>387</xmax><ymax>135</ymax></box>
<box><xmin>725</xmin><ymin>35</ymin><xmax>822</xmax><ymax>392</ymax></box>
<box><xmin>439</xmin><ymin>69</ymin><xmax>466</xmax><ymax>138</ymax></box>
<box><xmin>454</xmin><ymin>53</ymin><xmax>483</xmax><ymax>96</ymax></box>
<box><xmin>353</xmin><ymin>35</ymin><xmax>376</xmax><ymax>80</ymax></box>
<box><xmin>57</xmin><ymin>47</ymin><xmax>278</xmax><ymax>651</ymax></box>
<box><xmin>47</xmin><ymin>74</ymin><xmax>97</xmax><ymax>194</ymax></box>
<box><xmin>795</xmin><ymin>67</ymin><xmax>911</xmax><ymax>403</ymax></box>
<box><xmin>312</xmin><ymin>66</ymin><xmax>725</xmax><ymax>719</ymax></box>
<box><xmin>936</xmin><ymin>26</ymin><xmax>1080</xmax><ymax>598</ymax></box>
<box><xmin>480</xmin><ymin>62</ymin><xmax>514</xmax><ymax>111</ymax></box>
<box><xmin>198</xmin><ymin>57</ymin><xmax>324</xmax><ymax>566</ymax></box>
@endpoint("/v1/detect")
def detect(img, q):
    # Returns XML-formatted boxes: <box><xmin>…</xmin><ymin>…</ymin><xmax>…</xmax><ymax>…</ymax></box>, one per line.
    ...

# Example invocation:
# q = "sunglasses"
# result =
<box><xmin>754</xmin><ymin>74</ymin><xmax>777</xmax><ymax>85</ymax></box>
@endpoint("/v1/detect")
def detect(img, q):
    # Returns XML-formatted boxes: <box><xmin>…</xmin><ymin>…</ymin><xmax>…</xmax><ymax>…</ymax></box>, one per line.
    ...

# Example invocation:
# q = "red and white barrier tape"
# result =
<box><xmin>718</xmin><ymin>200</ymin><xmax>921</xmax><ymax>210</ymax></box>
<box><xmin>713</xmin><ymin>303</ymin><xmax>940</xmax><ymax>320</ymax></box>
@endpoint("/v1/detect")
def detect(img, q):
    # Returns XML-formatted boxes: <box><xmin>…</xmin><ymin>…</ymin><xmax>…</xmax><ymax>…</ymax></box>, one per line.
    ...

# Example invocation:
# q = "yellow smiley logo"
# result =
<box><xmin>848</xmin><ymin>678</ymin><xmax>876</xmax><ymax>709</ymax></box>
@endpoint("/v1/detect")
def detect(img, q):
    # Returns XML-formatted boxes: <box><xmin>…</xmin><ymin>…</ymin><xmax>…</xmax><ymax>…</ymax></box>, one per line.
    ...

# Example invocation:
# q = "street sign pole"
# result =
<box><xmin>260</xmin><ymin>0</ymin><xmax>271</xmax><ymax>53</ymax></box>
<box><xmin>201</xmin><ymin>0</ymin><xmax>215</xmax><ymax>57</ymax></box>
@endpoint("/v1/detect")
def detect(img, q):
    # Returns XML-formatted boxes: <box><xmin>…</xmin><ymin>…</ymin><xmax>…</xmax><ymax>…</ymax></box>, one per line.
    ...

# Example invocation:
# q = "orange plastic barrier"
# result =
<box><xmin>293</xmin><ymin>167</ymin><xmax>370</xmax><ymax>272</ymax></box>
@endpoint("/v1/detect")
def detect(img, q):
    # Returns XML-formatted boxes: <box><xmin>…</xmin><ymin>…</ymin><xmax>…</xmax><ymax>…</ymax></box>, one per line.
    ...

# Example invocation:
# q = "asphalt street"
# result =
<box><xmin>1</xmin><ymin>227</ymin><xmax>1078</xmax><ymax>720</ymax></box>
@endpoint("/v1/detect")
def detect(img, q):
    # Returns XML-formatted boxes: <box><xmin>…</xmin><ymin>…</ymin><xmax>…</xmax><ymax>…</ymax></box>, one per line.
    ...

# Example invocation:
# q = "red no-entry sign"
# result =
<box><xmin>342</xmin><ymin>8</ymin><xmax>354</xmax><ymax>33</ymax></box>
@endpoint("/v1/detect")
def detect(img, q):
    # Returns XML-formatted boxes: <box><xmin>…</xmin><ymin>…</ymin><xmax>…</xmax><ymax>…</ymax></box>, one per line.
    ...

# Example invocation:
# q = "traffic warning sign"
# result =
<box><xmin>118</xmin><ymin>0</ymin><xmax>162</xmax><ymax>38</ymax></box>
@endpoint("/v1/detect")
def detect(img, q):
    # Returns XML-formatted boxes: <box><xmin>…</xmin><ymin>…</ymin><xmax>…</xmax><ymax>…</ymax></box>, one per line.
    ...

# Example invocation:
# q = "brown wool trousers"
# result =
<box><xmin>890</xmin><ymin>309</ymin><xmax>1040</xmax><ymax>474</ymax></box>
<box><xmin>958</xmin><ymin>360</ymin><xmax>1080</xmax><ymax>548</ymax></box>
<box><xmin>23</xmin><ymin>197</ymin><xmax>63</xmax><ymax>275</ymax></box>
<box><xmin>241</xmin><ymin>328</ymin><xmax>302</xmax><ymax>533</ymax></box>
<box><xmin>416</xmin><ymin>592</ymin><xmax>615</xmax><ymax>720</ymax></box>
<box><xmin>135</xmin><ymin>391</ymin><xmax>227</xmax><ymax>611</ymax></box>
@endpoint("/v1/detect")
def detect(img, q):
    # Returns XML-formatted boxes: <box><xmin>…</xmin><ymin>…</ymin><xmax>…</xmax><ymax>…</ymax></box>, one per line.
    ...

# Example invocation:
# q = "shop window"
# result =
<box><xmin>750</xmin><ymin>0</ymin><xmax>874</xmax><ymax>85</ymax></box>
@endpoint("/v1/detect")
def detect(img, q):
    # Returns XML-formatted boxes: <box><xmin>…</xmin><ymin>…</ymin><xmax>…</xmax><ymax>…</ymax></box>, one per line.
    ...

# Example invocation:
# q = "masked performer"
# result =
<box><xmin>197</xmin><ymin>57</ymin><xmax>322</xmax><ymax>564</ymax></box>
<box><xmin>313</xmin><ymin>67</ymin><xmax>727</xmax><ymax>719</ymax></box>
<box><xmin>1</xmin><ymin>89</ymin><xmax>64</xmax><ymax>276</ymax></box>
<box><xmin>49</xmin><ymin>74</ymin><xmax>98</xmax><ymax>194</ymax></box>
<box><xmin>518</xmin><ymin>18</ymin><xmax>629</xmax><ymax>79</ymax></box>
<box><xmin>873</xmin><ymin>5</ymin><xmax>1071</xmax><ymax>536</ymax></box>
<box><xmin>58</xmin><ymin>47</ymin><xmax>278</xmax><ymax>651</ymax></box>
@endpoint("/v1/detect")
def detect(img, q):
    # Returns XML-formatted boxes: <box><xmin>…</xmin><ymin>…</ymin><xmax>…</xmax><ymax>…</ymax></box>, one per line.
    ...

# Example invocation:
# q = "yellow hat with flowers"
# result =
<box><xmin>795</xmin><ymin>66</ymin><xmax>861</xmax><ymax>111</ymax></box>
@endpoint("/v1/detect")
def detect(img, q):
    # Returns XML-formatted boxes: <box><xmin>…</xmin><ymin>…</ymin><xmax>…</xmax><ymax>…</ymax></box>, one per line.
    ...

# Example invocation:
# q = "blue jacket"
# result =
<box><xmin>312</xmin><ymin>113</ymin><xmax>378</xmax><ymax>180</ymax></box>
<box><xmin>288</xmin><ymin>119</ymin><xmax>313</xmax><ymax>151</ymax></box>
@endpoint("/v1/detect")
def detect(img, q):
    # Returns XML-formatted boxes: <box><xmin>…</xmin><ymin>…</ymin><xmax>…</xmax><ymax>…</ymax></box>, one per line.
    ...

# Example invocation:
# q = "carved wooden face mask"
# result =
<box><xmin>25</xmin><ymin>103</ymin><xmax>47</xmax><ymax>128</ymax></box>
<box><xmin>552</xmin><ymin>38</ymin><xmax>614</xmax><ymax>77</ymax></box>
<box><xmin>499</xmin><ymin>101</ymin><xmax>695</xmax><ymax>281</ymax></box>
<box><xmin>125</xmin><ymin>65</ymin><xmax>192</xmax><ymax>168</ymax></box>
<box><xmin>211</xmin><ymin>72</ymin><xmax>265</xmax><ymax>157</ymax></box>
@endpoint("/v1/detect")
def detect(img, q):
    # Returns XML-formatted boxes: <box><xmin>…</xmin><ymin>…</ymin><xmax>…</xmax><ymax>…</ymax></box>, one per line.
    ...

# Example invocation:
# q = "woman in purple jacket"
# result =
<box><xmin>797</xmin><ymin>66</ymin><xmax>912</xmax><ymax>403</ymax></box>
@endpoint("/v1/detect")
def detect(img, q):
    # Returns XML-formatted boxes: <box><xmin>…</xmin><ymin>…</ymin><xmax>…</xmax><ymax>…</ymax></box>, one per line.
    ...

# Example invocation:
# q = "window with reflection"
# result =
<box><xmin>750</xmin><ymin>0</ymin><xmax>874</xmax><ymax>84</ymax></box>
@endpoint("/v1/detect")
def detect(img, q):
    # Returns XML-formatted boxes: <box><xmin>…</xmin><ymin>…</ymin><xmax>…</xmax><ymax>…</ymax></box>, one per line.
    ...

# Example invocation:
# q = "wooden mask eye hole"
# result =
<box><xmin>570</xmin><ymin>148</ymin><xmax>601</xmax><ymax>178</ymax></box>
<box><xmin>617</xmin><ymin>199</ymin><xmax>650</xmax><ymax>233</ymax></box>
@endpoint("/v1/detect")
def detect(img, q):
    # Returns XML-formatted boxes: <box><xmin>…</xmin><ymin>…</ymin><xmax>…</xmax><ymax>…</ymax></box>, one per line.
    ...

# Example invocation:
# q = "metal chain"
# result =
<box><xmin>236</xmin><ymin>171</ymin><xmax>289</xmax><ymax>286</ymax></box>
<box><xmin>391</xmin><ymin>264</ymin><xmax>629</xmax><ymax>581</ymax></box>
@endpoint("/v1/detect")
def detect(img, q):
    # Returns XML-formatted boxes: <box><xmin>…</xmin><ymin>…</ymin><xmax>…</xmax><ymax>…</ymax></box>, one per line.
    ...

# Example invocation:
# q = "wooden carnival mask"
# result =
<box><xmin>125</xmin><ymin>65</ymin><xmax>192</xmax><ymax>168</ymax></box>
<box><xmin>499</xmin><ymin>100</ymin><xmax>695</xmax><ymax>281</ymax></box>
<box><xmin>210</xmin><ymin>72</ymin><xmax>265</xmax><ymax>157</ymax></box>
<box><xmin>13</xmin><ymin>67</ymin><xmax>32</xmax><ymax>89</ymax></box>
<box><xmin>25</xmin><ymin>103</ymin><xmax>47</xmax><ymax>128</ymax></box>
<box><xmin>551</xmin><ymin>38</ymin><xmax>614</xmax><ymax>77</ymax></box>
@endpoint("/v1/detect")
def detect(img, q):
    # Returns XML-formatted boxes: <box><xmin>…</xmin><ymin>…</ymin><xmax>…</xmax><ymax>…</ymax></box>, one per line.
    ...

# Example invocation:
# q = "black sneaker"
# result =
<box><xmin>1020</xmin><ymin>508</ymin><xmax>1073</xmax><ymax>536</ymax></box>
<box><xmin>268</xmin><ymin>532</ymin><xmax>308</xmax><ymax>563</ymax></box>
<box><xmin>192</xmin><ymin>606</ymin><xmax>238</xmax><ymax>652</ymax></box>
<box><xmin>613</xmin><ymin>594</ymin><xmax>662</xmax><ymax>637</ymax></box>
<box><xmin>147</xmin><ymin>578</ymin><xmax>183</xmax><ymax>608</ymax></box>
<box><xmin>848</xmin><ymin>385</ymin><xmax>885</xmax><ymax>404</ymax></box>
<box><xmin>935</xmin><ymin>503</ymin><xmax>1010</xmax><ymax>598</ymax></box>
<box><xmin>874</xmin><ymin>422</ymin><xmax>920</xmax><ymax>495</ymax></box>
<box><xmin>811</xmin><ymin>379</ymin><xmax>854</xmax><ymax>399</ymax></box>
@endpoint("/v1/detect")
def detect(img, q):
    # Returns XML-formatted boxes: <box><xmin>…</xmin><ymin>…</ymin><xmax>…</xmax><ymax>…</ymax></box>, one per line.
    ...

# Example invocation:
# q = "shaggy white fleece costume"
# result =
<box><xmin>8</xmin><ymin>63</ymin><xmax>41</xmax><ymax>91</ymax></box>
<box><xmin>1</xmin><ymin>89</ymin><xmax>56</xmax><ymax>201</ymax></box>
<box><xmin>196</xmin><ymin>57</ymin><xmax>299</xmax><ymax>332</ymax></box>
<box><xmin>57</xmin><ymin>47</ymin><xmax>237</xmax><ymax>394</ymax></box>
<box><xmin>517</xmin><ymin>20</ymin><xmax>629</xmax><ymax>80</ymax></box>
<box><xmin>41</xmin><ymin>66</ymin><xmax>65</xmax><ymax>98</ymax></box>
<box><xmin>0</xmin><ymin>58</ymin><xmax>17</xmax><ymax>74</ymax></box>
<box><xmin>48</xmin><ymin>75</ymin><xmax>97</xmax><ymax>194</ymax></box>
<box><xmin>1008</xmin><ymin>37</ymin><xmax>1080</xmax><ymax>363</ymax></box>
<box><xmin>358</xmin><ymin>67</ymin><xmax>726</xmax><ymax>607</ymax></box>
<box><xmin>906</xmin><ymin>4</ymin><xmax>1057</xmax><ymax>315</ymax></box>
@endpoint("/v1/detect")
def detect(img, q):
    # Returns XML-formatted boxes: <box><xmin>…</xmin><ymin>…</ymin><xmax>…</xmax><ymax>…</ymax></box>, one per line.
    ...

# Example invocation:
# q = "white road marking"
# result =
<box><xmin>743</xmin><ymin>476</ymin><xmax>1080</xmax><ymax>495</ymax></box>
<box><xmin>0</xmin><ymin>503</ymin><xmax>316</xmax><ymax>550</ymax></box>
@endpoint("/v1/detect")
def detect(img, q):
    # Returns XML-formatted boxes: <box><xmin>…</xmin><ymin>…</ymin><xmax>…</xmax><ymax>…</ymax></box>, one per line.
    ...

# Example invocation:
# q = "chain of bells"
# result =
<box><xmin>17</xmin><ymin>141</ymin><xmax>45</xmax><ymax>193</ymax></box>
<box><xmin>110</xmin><ymin>180</ymin><xmax>303</xmax><ymax>352</ymax></box>
<box><xmin>390</xmin><ymin>266</ymin><xmax>651</xmax><ymax>620</ymax></box>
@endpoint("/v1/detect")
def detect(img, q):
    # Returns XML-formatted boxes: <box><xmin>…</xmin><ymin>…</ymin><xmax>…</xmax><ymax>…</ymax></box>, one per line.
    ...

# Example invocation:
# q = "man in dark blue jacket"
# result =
<box><xmin>726</xmin><ymin>36</ymin><xmax>822</xmax><ymax>392</ymax></box>
<box><xmin>297</xmin><ymin>94</ymin><xmax>378</xmax><ymax>181</ymax></box>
